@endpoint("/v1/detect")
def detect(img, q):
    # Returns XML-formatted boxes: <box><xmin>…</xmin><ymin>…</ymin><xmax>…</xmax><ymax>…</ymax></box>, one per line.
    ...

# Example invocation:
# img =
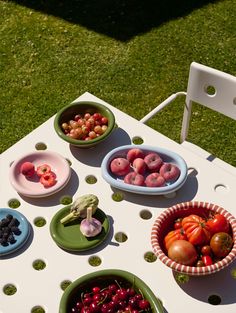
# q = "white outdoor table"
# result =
<box><xmin>0</xmin><ymin>92</ymin><xmax>236</xmax><ymax>313</ymax></box>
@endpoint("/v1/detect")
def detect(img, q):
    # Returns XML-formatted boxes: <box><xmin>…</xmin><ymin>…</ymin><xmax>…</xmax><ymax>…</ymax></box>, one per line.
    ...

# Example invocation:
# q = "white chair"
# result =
<box><xmin>140</xmin><ymin>62</ymin><xmax>236</xmax><ymax>176</ymax></box>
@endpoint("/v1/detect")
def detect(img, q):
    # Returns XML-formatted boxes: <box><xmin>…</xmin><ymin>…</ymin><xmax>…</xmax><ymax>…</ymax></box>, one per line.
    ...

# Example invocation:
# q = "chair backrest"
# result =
<box><xmin>181</xmin><ymin>62</ymin><xmax>236</xmax><ymax>142</ymax></box>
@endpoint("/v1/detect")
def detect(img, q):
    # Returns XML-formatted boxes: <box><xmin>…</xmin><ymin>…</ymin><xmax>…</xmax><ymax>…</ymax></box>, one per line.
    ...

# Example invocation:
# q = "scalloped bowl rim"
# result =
<box><xmin>101</xmin><ymin>144</ymin><xmax>188</xmax><ymax>195</ymax></box>
<box><xmin>54</xmin><ymin>100</ymin><xmax>115</xmax><ymax>146</ymax></box>
<box><xmin>151</xmin><ymin>201</ymin><xmax>236</xmax><ymax>276</ymax></box>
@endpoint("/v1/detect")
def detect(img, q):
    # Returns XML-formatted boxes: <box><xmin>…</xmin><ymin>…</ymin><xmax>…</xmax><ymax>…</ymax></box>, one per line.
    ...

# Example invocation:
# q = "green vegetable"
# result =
<box><xmin>60</xmin><ymin>194</ymin><xmax>99</xmax><ymax>225</ymax></box>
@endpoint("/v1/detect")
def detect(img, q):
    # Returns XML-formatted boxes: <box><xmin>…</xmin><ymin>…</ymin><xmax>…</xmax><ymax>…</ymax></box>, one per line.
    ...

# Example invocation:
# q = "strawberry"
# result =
<box><xmin>40</xmin><ymin>172</ymin><xmax>56</xmax><ymax>188</ymax></box>
<box><xmin>36</xmin><ymin>164</ymin><xmax>51</xmax><ymax>177</ymax></box>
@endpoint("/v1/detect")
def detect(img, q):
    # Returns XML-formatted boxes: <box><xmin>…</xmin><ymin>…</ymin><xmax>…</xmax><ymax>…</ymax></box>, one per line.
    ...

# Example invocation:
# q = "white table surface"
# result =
<box><xmin>0</xmin><ymin>92</ymin><xmax>236</xmax><ymax>313</ymax></box>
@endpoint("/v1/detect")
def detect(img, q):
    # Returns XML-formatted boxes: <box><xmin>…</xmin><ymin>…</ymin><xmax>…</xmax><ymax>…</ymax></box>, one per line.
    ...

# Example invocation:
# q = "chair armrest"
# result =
<box><xmin>140</xmin><ymin>91</ymin><xmax>186</xmax><ymax>124</ymax></box>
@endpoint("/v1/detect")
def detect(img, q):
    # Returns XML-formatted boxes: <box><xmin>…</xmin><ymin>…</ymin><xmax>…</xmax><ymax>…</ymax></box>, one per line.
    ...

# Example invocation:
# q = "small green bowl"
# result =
<box><xmin>59</xmin><ymin>269</ymin><xmax>164</xmax><ymax>313</ymax></box>
<box><xmin>54</xmin><ymin>101</ymin><xmax>115</xmax><ymax>148</ymax></box>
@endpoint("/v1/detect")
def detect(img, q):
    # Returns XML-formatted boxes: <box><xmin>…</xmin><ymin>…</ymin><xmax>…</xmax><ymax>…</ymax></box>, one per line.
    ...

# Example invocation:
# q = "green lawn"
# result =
<box><xmin>0</xmin><ymin>0</ymin><xmax>235</xmax><ymax>166</ymax></box>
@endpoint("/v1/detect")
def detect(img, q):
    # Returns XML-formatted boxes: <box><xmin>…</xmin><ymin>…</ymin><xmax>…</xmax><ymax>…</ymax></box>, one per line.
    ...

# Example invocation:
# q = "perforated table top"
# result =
<box><xmin>1</xmin><ymin>92</ymin><xmax>236</xmax><ymax>313</ymax></box>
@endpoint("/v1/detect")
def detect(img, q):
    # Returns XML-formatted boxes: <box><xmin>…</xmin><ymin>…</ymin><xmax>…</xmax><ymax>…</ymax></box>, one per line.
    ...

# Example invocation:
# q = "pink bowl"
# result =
<box><xmin>151</xmin><ymin>201</ymin><xmax>236</xmax><ymax>276</ymax></box>
<box><xmin>9</xmin><ymin>151</ymin><xmax>71</xmax><ymax>198</ymax></box>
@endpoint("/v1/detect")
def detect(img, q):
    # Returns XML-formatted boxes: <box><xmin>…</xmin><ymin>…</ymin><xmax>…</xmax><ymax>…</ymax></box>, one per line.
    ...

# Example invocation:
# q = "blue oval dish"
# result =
<box><xmin>101</xmin><ymin>145</ymin><xmax>188</xmax><ymax>195</ymax></box>
<box><xmin>0</xmin><ymin>208</ymin><xmax>30</xmax><ymax>256</ymax></box>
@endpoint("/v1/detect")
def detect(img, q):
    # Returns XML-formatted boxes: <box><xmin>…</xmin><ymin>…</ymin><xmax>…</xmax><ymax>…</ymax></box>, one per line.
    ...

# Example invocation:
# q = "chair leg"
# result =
<box><xmin>180</xmin><ymin>99</ymin><xmax>193</xmax><ymax>143</ymax></box>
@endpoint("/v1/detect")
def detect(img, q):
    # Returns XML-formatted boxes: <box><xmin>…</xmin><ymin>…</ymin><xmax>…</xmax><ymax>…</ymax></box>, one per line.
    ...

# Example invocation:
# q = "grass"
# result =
<box><xmin>0</xmin><ymin>0</ymin><xmax>235</xmax><ymax>166</ymax></box>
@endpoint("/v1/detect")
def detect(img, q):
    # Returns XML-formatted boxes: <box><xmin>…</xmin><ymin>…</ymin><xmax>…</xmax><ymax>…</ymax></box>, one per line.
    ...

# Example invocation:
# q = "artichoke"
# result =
<box><xmin>60</xmin><ymin>194</ymin><xmax>99</xmax><ymax>225</ymax></box>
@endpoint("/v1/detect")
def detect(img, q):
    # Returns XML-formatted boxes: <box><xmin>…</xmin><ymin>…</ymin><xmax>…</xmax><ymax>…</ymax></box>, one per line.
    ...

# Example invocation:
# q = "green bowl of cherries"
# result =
<box><xmin>59</xmin><ymin>269</ymin><xmax>164</xmax><ymax>313</ymax></box>
<box><xmin>54</xmin><ymin>101</ymin><xmax>116</xmax><ymax>148</ymax></box>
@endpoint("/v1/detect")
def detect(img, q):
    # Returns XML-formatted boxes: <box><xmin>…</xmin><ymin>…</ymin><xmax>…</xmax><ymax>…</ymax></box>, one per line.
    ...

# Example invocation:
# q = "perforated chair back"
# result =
<box><xmin>181</xmin><ymin>62</ymin><xmax>236</xmax><ymax>142</ymax></box>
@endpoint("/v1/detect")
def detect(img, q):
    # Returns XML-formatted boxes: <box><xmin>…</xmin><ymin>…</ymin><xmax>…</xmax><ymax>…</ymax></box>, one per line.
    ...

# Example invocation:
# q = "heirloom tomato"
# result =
<box><xmin>210</xmin><ymin>232</ymin><xmax>233</xmax><ymax>258</ymax></box>
<box><xmin>168</xmin><ymin>240</ymin><xmax>198</xmax><ymax>266</ymax></box>
<box><xmin>207</xmin><ymin>214</ymin><xmax>230</xmax><ymax>235</ymax></box>
<box><xmin>164</xmin><ymin>228</ymin><xmax>187</xmax><ymax>251</ymax></box>
<box><xmin>182</xmin><ymin>214</ymin><xmax>211</xmax><ymax>245</ymax></box>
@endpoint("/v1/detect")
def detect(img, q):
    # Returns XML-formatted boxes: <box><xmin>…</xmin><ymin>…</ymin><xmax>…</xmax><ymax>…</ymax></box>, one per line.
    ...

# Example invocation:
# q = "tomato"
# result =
<box><xmin>174</xmin><ymin>218</ymin><xmax>183</xmax><ymax>230</ymax></box>
<box><xmin>168</xmin><ymin>240</ymin><xmax>198</xmax><ymax>266</ymax></box>
<box><xmin>101</xmin><ymin>116</ymin><xmax>108</xmax><ymax>124</ymax></box>
<box><xmin>207</xmin><ymin>214</ymin><xmax>230</xmax><ymax>235</ymax></box>
<box><xmin>201</xmin><ymin>245</ymin><xmax>212</xmax><ymax>256</ymax></box>
<box><xmin>202</xmin><ymin>255</ymin><xmax>213</xmax><ymax>266</ymax></box>
<box><xmin>93</xmin><ymin>113</ymin><xmax>102</xmax><ymax>120</ymax></box>
<box><xmin>210</xmin><ymin>232</ymin><xmax>233</xmax><ymax>258</ymax></box>
<box><xmin>196</xmin><ymin>260</ymin><xmax>205</xmax><ymax>267</ymax></box>
<box><xmin>164</xmin><ymin>228</ymin><xmax>187</xmax><ymax>251</ymax></box>
<box><xmin>182</xmin><ymin>214</ymin><xmax>211</xmax><ymax>245</ymax></box>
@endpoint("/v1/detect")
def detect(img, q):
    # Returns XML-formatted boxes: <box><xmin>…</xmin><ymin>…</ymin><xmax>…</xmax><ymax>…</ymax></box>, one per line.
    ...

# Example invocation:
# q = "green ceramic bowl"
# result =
<box><xmin>54</xmin><ymin>101</ymin><xmax>116</xmax><ymax>148</ymax></box>
<box><xmin>59</xmin><ymin>269</ymin><xmax>164</xmax><ymax>313</ymax></box>
<box><xmin>50</xmin><ymin>206</ymin><xmax>110</xmax><ymax>252</ymax></box>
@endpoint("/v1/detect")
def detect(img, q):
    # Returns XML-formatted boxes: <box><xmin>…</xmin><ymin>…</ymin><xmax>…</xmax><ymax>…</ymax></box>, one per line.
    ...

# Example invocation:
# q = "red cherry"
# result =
<box><xmin>92</xmin><ymin>286</ymin><xmax>100</xmax><ymax>294</ymax></box>
<box><xmin>139</xmin><ymin>299</ymin><xmax>150</xmax><ymax>310</ymax></box>
<box><xmin>108</xmin><ymin>284</ymin><xmax>118</xmax><ymax>293</ymax></box>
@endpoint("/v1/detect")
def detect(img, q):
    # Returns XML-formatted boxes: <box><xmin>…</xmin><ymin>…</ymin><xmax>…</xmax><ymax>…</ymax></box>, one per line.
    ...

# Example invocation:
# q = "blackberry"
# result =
<box><xmin>0</xmin><ymin>218</ymin><xmax>9</xmax><ymax>227</ymax></box>
<box><xmin>6</xmin><ymin>214</ymin><xmax>13</xmax><ymax>220</ymax></box>
<box><xmin>11</xmin><ymin>226</ymin><xmax>21</xmax><ymax>236</ymax></box>
<box><xmin>8</xmin><ymin>234</ymin><xmax>16</xmax><ymax>244</ymax></box>
<box><xmin>8</xmin><ymin>218</ymin><xmax>20</xmax><ymax>228</ymax></box>
<box><xmin>3</xmin><ymin>231</ymin><xmax>9</xmax><ymax>238</ymax></box>
<box><xmin>0</xmin><ymin>237</ymin><xmax>8</xmax><ymax>246</ymax></box>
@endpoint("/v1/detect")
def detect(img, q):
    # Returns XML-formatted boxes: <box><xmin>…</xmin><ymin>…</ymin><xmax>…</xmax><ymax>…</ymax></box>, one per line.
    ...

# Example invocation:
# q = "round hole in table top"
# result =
<box><xmin>3</xmin><ymin>284</ymin><xmax>17</xmax><ymax>296</ymax></box>
<box><xmin>140</xmin><ymin>209</ymin><xmax>152</xmax><ymax>220</ymax></box>
<box><xmin>112</xmin><ymin>192</ymin><xmax>124</xmax><ymax>202</ymax></box>
<box><xmin>214</xmin><ymin>183</ymin><xmax>228</xmax><ymax>194</ymax></box>
<box><xmin>85</xmin><ymin>175</ymin><xmax>97</xmax><ymax>184</ymax></box>
<box><xmin>0</xmin><ymin>208</ymin><xmax>30</xmax><ymax>256</ymax></box>
<box><xmin>34</xmin><ymin>217</ymin><xmax>47</xmax><ymax>227</ymax></box>
<box><xmin>88</xmin><ymin>255</ymin><xmax>102</xmax><ymax>266</ymax></box>
<box><xmin>114</xmin><ymin>231</ymin><xmax>128</xmax><ymax>243</ymax></box>
<box><xmin>60</xmin><ymin>195</ymin><xmax>73</xmax><ymax>205</ymax></box>
<box><xmin>35</xmin><ymin>142</ymin><xmax>47</xmax><ymax>150</ymax></box>
<box><xmin>49</xmin><ymin>206</ymin><xmax>110</xmax><ymax>252</ymax></box>
<box><xmin>8</xmin><ymin>198</ymin><xmax>21</xmax><ymax>209</ymax></box>
<box><xmin>31</xmin><ymin>305</ymin><xmax>46</xmax><ymax>313</ymax></box>
<box><xmin>60</xmin><ymin>280</ymin><xmax>72</xmax><ymax>291</ymax></box>
<box><xmin>144</xmin><ymin>251</ymin><xmax>157</xmax><ymax>263</ymax></box>
<box><xmin>33</xmin><ymin>259</ymin><xmax>46</xmax><ymax>271</ymax></box>
<box><xmin>132</xmin><ymin>136</ymin><xmax>144</xmax><ymax>145</ymax></box>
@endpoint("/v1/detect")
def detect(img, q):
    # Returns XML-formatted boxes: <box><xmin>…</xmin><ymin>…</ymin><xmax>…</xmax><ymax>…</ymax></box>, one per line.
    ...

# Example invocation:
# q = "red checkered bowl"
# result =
<box><xmin>151</xmin><ymin>201</ymin><xmax>236</xmax><ymax>276</ymax></box>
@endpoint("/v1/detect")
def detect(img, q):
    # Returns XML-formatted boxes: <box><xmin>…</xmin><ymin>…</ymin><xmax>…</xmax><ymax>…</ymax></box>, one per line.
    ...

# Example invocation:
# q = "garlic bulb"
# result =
<box><xmin>80</xmin><ymin>207</ymin><xmax>102</xmax><ymax>237</ymax></box>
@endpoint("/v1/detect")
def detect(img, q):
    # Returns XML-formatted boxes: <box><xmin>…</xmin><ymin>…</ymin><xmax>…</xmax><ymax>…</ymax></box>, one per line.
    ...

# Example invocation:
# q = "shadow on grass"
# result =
<box><xmin>10</xmin><ymin>0</ymin><xmax>218</xmax><ymax>41</ymax></box>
